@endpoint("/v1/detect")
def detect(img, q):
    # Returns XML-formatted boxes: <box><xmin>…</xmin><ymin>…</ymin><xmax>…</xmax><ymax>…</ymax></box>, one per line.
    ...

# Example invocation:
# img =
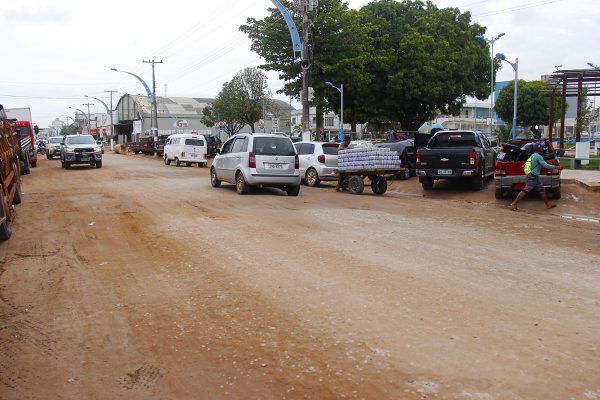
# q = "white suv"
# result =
<box><xmin>210</xmin><ymin>133</ymin><xmax>300</xmax><ymax>196</ymax></box>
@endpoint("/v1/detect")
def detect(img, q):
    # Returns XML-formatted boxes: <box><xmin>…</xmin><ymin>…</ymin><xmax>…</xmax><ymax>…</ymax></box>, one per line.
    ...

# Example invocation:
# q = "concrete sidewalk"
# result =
<box><xmin>561</xmin><ymin>169</ymin><xmax>600</xmax><ymax>192</ymax></box>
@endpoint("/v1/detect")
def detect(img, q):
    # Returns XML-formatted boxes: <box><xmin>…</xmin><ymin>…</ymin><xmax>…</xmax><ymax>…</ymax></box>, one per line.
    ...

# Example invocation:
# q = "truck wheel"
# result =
<box><xmin>210</xmin><ymin>168</ymin><xmax>221</xmax><ymax>187</ymax></box>
<box><xmin>164</xmin><ymin>155</ymin><xmax>171</xmax><ymax>165</ymax></box>
<box><xmin>12</xmin><ymin>180</ymin><xmax>22</xmax><ymax>205</ymax></box>
<box><xmin>0</xmin><ymin>193</ymin><xmax>12</xmax><ymax>241</ymax></box>
<box><xmin>348</xmin><ymin>176</ymin><xmax>364</xmax><ymax>195</ymax></box>
<box><xmin>371</xmin><ymin>175</ymin><xmax>387</xmax><ymax>195</ymax></box>
<box><xmin>306</xmin><ymin>168</ymin><xmax>321</xmax><ymax>187</ymax></box>
<box><xmin>96</xmin><ymin>160</ymin><xmax>103</xmax><ymax>168</ymax></box>
<box><xmin>472</xmin><ymin>166</ymin><xmax>485</xmax><ymax>190</ymax></box>
<box><xmin>421</xmin><ymin>177</ymin><xmax>434</xmax><ymax>190</ymax></box>
<box><xmin>552</xmin><ymin>186</ymin><xmax>561</xmax><ymax>200</ymax></box>
<box><xmin>175</xmin><ymin>158</ymin><xmax>181</xmax><ymax>167</ymax></box>
<box><xmin>22</xmin><ymin>158</ymin><xmax>31</xmax><ymax>175</ymax></box>
<box><xmin>236</xmin><ymin>172</ymin><xmax>249</xmax><ymax>194</ymax></box>
<box><xmin>495</xmin><ymin>188</ymin><xmax>504</xmax><ymax>199</ymax></box>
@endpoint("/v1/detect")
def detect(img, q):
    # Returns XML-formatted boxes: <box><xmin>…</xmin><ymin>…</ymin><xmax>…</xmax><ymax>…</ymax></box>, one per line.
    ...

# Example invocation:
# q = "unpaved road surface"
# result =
<box><xmin>1</xmin><ymin>152</ymin><xmax>599</xmax><ymax>400</ymax></box>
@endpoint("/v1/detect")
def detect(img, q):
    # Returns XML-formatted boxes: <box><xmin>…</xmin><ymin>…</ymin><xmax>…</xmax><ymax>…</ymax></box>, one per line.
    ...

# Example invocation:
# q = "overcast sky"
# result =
<box><xmin>0</xmin><ymin>0</ymin><xmax>597</xmax><ymax>127</ymax></box>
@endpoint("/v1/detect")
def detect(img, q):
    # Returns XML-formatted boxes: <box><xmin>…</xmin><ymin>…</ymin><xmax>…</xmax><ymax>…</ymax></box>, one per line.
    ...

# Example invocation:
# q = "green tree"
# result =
<box><xmin>495</xmin><ymin>80</ymin><xmax>562</xmax><ymax>137</ymax></box>
<box><xmin>60</xmin><ymin>124</ymin><xmax>78</xmax><ymax>135</ymax></box>
<box><xmin>201</xmin><ymin>68</ymin><xmax>271</xmax><ymax>136</ymax></box>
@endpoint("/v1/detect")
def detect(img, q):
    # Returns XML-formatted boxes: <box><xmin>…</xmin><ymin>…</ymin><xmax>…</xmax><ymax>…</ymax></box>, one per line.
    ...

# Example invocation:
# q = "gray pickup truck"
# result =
<box><xmin>415</xmin><ymin>130</ymin><xmax>497</xmax><ymax>190</ymax></box>
<box><xmin>61</xmin><ymin>134</ymin><xmax>103</xmax><ymax>169</ymax></box>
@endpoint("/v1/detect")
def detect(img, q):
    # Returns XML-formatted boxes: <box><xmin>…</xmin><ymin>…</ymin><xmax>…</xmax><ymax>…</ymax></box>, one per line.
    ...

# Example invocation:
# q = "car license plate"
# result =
<box><xmin>81</xmin><ymin>157</ymin><xmax>90</xmax><ymax>161</ymax></box>
<box><xmin>266</xmin><ymin>163</ymin><xmax>284</xmax><ymax>169</ymax></box>
<box><xmin>438</xmin><ymin>169</ymin><xmax>452</xmax><ymax>175</ymax></box>
<box><xmin>190</xmin><ymin>153</ymin><xmax>197</xmax><ymax>158</ymax></box>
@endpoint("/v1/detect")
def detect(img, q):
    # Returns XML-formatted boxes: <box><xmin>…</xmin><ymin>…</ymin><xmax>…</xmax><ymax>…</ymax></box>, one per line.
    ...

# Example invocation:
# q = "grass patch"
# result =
<box><xmin>559</xmin><ymin>156</ymin><xmax>600</xmax><ymax>170</ymax></box>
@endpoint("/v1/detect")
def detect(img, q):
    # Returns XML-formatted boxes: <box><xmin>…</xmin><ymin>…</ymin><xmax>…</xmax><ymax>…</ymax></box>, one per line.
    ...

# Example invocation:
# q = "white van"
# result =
<box><xmin>163</xmin><ymin>133</ymin><xmax>208</xmax><ymax>167</ymax></box>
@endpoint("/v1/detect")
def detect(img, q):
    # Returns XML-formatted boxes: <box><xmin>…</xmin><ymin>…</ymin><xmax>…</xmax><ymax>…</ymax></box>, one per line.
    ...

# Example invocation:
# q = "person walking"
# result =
<box><xmin>510</xmin><ymin>142</ymin><xmax>561</xmax><ymax>211</ymax></box>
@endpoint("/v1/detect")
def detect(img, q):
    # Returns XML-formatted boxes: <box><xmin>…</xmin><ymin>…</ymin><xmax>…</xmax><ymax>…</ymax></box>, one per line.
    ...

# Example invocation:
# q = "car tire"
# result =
<box><xmin>348</xmin><ymin>176</ymin><xmax>364</xmax><ymax>195</ymax></box>
<box><xmin>286</xmin><ymin>185</ymin><xmax>300</xmax><ymax>196</ymax></box>
<box><xmin>12</xmin><ymin>180</ymin><xmax>22</xmax><ymax>205</ymax></box>
<box><xmin>472</xmin><ymin>166</ymin><xmax>485</xmax><ymax>190</ymax></box>
<box><xmin>371</xmin><ymin>175</ymin><xmax>387</xmax><ymax>195</ymax></box>
<box><xmin>96</xmin><ymin>160</ymin><xmax>102</xmax><ymax>168</ymax></box>
<box><xmin>306</xmin><ymin>168</ymin><xmax>321</xmax><ymax>187</ymax></box>
<box><xmin>495</xmin><ymin>188</ymin><xmax>504</xmax><ymax>199</ymax></box>
<box><xmin>210</xmin><ymin>168</ymin><xmax>221</xmax><ymax>187</ymax></box>
<box><xmin>236</xmin><ymin>172</ymin><xmax>249</xmax><ymax>195</ymax></box>
<box><xmin>164</xmin><ymin>155</ymin><xmax>171</xmax><ymax>165</ymax></box>
<box><xmin>421</xmin><ymin>177</ymin><xmax>434</xmax><ymax>190</ymax></box>
<box><xmin>175</xmin><ymin>158</ymin><xmax>181</xmax><ymax>167</ymax></box>
<box><xmin>0</xmin><ymin>193</ymin><xmax>12</xmax><ymax>241</ymax></box>
<box><xmin>552</xmin><ymin>186</ymin><xmax>561</xmax><ymax>200</ymax></box>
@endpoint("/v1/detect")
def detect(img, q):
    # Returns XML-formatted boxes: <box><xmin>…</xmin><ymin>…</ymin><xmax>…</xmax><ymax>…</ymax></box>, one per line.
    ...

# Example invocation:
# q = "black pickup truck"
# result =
<box><xmin>415</xmin><ymin>130</ymin><xmax>497</xmax><ymax>190</ymax></box>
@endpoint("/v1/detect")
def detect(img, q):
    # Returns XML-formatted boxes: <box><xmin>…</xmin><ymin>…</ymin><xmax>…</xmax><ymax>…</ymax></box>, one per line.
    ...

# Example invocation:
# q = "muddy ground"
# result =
<box><xmin>1</xmin><ymin>152</ymin><xmax>599</xmax><ymax>399</ymax></box>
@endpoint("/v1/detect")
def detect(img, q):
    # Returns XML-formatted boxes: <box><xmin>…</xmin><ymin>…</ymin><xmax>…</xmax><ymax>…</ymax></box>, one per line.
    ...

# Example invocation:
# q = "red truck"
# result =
<box><xmin>494</xmin><ymin>139</ymin><xmax>561</xmax><ymax>199</ymax></box>
<box><xmin>5</xmin><ymin>108</ymin><xmax>37</xmax><ymax>173</ymax></box>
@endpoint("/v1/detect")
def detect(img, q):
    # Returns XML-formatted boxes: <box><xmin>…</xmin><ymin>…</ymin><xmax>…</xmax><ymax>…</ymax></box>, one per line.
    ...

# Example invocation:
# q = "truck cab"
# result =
<box><xmin>15</xmin><ymin>120</ymin><xmax>37</xmax><ymax>172</ymax></box>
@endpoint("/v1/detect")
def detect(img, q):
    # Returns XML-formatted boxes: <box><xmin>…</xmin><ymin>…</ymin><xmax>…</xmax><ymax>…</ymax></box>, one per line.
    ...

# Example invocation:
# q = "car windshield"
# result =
<box><xmin>184</xmin><ymin>139</ymin><xmax>204</xmax><ymax>146</ymax></box>
<box><xmin>49</xmin><ymin>137</ymin><xmax>62</xmax><ymax>144</ymax></box>
<box><xmin>253</xmin><ymin>137</ymin><xmax>296</xmax><ymax>156</ymax></box>
<box><xmin>429</xmin><ymin>132</ymin><xmax>477</xmax><ymax>147</ymax></box>
<box><xmin>322</xmin><ymin>144</ymin><xmax>339</xmax><ymax>155</ymax></box>
<box><xmin>66</xmin><ymin>136</ymin><xmax>96</xmax><ymax>145</ymax></box>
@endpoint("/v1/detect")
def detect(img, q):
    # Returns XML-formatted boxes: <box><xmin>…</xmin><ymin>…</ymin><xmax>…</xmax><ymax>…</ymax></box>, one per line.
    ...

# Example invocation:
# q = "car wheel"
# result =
<box><xmin>421</xmin><ymin>177</ymin><xmax>434</xmax><ymax>190</ymax></box>
<box><xmin>175</xmin><ymin>158</ymin><xmax>181</xmax><ymax>167</ymax></box>
<box><xmin>371</xmin><ymin>175</ymin><xmax>388</xmax><ymax>195</ymax></box>
<box><xmin>286</xmin><ymin>185</ymin><xmax>300</xmax><ymax>196</ymax></box>
<box><xmin>552</xmin><ymin>186</ymin><xmax>561</xmax><ymax>200</ymax></box>
<box><xmin>495</xmin><ymin>188</ymin><xmax>504</xmax><ymax>199</ymax></box>
<box><xmin>306</xmin><ymin>168</ymin><xmax>321</xmax><ymax>187</ymax></box>
<box><xmin>210</xmin><ymin>168</ymin><xmax>221</xmax><ymax>187</ymax></box>
<box><xmin>236</xmin><ymin>172</ymin><xmax>249</xmax><ymax>194</ymax></box>
<box><xmin>96</xmin><ymin>160</ymin><xmax>102</xmax><ymax>168</ymax></box>
<box><xmin>472</xmin><ymin>165</ymin><xmax>485</xmax><ymax>190</ymax></box>
<box><xmin>348</xmin><ymin>176</ymin><xmax>364</xmax><ymax>195</ymax></box>
<box><xmin>164</xmin><ymin>155</ymin><xmax>171</xmax><ymax>165</ymax></box>
<box><xmin>0</xmin><ymin>193</ymin><xmax>12</xmax><ymax>241</ymax></box>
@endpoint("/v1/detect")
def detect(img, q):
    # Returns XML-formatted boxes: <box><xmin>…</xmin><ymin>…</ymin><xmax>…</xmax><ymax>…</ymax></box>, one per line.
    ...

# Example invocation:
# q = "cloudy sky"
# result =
<box><xmin>0</xmin><ymin>0</ymin><xmax>597</xmax><ymax>127</ymax></box>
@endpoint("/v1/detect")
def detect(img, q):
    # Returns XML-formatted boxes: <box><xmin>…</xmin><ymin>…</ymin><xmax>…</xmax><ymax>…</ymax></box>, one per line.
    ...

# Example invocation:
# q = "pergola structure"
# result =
<box><xmin>544</xmin><ymin>68</ymin><xmax>600</xmax><ymax>149</ymax></box>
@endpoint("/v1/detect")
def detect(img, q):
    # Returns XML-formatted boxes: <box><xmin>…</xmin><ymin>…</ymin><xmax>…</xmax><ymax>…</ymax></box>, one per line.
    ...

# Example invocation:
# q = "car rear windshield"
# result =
<box><xmin>430</xmin><ymin>132</ymin><xmax>477</xmax><ymax>147</ymax></box>
<box><xmin>322</xmin><ymin>144</ymin><xmax>339</xmax><ymax>155</ymax></box>
<box><xmin>253</xmin><ymin>137</ymin><xmax>296</xmax><ymax>156</ymax></box>
<box><xmin>184</xmin><ymin>139</ymin><xmax>204</xmax><ymax>146</ymax></box>
<box><xmin>67</xmin><ymin>136</ymin><xmax>96</xmax><ymax>145</ymax></box>
<box><xmin>49</xmin><ymin>137</ymin><xmax>62</xmax><ymax>143</ymax></box>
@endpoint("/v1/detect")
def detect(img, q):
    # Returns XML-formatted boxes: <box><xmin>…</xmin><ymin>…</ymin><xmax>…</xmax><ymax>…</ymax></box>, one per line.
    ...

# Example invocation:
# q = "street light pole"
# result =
<box><xmin>476</xmin><ymin>33</ymin><xmax>505</xmax><ymax>137</ymax></box>
<box><xmin>588</xmin><ymin>62</ymin><xmax>600</xmax><ymax>139</ymax></box>
<box><xmin>82</xmin><ymin>103</ymin><xmax>94</xmax><ymax>136</ymax></box>
<box><xmin>143</xmin><ymin>59</ymin><xmax>163</xmax><ymax>140</ymax></box>
<box><xmin>325</xmin><ymin>81</ymin><xmax>344</xmax><ymax>142</ymax></box>
<box><xmin>105</xmin><ymin>90</ymin><xmax>118</xmax><ymax>147</ymax></box>
<box><xmin>496</xmin><ymin>53</ymin><xmax>518</xmax><ymax>140</ymax></box>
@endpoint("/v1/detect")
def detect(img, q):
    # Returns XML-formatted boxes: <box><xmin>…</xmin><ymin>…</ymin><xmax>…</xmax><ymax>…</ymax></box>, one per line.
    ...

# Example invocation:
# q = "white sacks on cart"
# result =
<box><xmin>338</xmin><ymin>147</ymin><xmax>401</xmax><ymax>171</ymax></box>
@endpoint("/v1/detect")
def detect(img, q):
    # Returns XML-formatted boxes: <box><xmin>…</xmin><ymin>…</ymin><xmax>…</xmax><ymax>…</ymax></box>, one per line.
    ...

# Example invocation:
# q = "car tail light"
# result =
<box><xmin>181</xmin><ymin>151</ymin><xmax>186</xmax><ymax>157</ymax></box>
<box><xmin>317</xmin><ymin>155</ymin><xmax>325</xmax><ymax>163</ymax></box>
<box><xmin>416</xmin><ymin>152</ymin><xmax>421</xmax><ymax>168</ymax></box>
<box><xmin>495</xmin><ymin>169</ymin><xmax>506</xmax><ymax>176</ymax></box>
<box><xmin>249</xmin><ymin>151</ymin><xmax>256</xmax><ymax>168</ymax></box>
<box><xmin>469</xmin><ymin>151</ymin><xmax>476</xmax><ymax>167</ymax></box>
<box><xmin>295</xmin><ymin>154</ymin><xmax>299</xmax><ymax>169</ymax></box>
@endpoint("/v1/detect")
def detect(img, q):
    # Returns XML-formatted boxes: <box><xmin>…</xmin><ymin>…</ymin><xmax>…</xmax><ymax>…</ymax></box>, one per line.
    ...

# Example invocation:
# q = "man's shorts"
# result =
<box><xmin>523</xmin><ymin>174</ymin><xmax>545</xmax><ymax>194</ymax></box>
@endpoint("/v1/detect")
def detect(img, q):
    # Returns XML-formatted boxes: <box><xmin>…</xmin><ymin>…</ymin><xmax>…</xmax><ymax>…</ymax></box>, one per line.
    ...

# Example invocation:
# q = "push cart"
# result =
<box><xmin>335</xmin><ymin>168</ymin><xmax>406</xmax><ymax>195</ymax></box>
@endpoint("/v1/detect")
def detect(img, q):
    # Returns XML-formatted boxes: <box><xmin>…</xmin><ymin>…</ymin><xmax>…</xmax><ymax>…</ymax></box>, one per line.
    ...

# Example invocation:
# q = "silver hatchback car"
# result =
<box><xmin>294</xmin><ymin>141</ymin><xmax>339</xmax><ymax>186</ymax></box>
<box><xmin>210</xmin><ymin>133</ymin><xmax>301</xmax><ymax>196</ymax></box>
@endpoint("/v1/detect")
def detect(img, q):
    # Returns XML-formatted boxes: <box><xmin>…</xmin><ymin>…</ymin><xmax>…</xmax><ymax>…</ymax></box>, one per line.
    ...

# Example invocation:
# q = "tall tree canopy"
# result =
<box><xmin>241</xmin><ymin>0</ymin><xmax>493</xmax><ymax>131</ymax></box>
<box><xmin>495</xmin><ymin>80</ymin><xmax>563</xmax><ymax>135</ymax></box>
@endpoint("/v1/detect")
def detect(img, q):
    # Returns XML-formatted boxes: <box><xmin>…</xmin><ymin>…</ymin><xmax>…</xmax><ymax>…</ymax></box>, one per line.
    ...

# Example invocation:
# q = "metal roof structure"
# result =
<box><xmin>543</xmin><ymin>68</ymin><xmax>600</xmax><ymax>147</ymax></box>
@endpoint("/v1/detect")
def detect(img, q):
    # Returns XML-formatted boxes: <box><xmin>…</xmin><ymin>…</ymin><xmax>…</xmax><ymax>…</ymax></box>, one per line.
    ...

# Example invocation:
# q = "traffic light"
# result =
<box><xmin>34</xmin><ymin>125</ymin><xmax>39</xmax><ymax>134</ymax></box>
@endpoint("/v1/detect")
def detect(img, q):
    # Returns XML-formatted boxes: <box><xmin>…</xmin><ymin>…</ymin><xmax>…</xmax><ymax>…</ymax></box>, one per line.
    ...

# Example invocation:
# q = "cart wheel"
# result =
<box><xmin>371</xmin><ymin>175</ymin><xmax>387</xmax><ymax>195</ymax></box>
<box><xmin>348</xmin><ymin>176</ymin><xmax>364</xmax><ymax>195</ymax></box>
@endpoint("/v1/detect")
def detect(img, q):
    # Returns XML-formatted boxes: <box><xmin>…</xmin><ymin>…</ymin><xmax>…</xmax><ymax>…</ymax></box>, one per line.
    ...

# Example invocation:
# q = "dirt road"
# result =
<box><xmin>1</xmin><ymin>152</ymin><xmax>599</xmax><ymax>399</ymax></box>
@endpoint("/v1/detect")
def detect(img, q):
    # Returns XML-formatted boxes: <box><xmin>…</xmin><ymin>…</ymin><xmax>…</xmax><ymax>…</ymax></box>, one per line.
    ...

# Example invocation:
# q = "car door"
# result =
<box><xmin>295</xmin><ymin>143</ymin><xmax>313</xmax><ymax>177</ymax></box>
<box><xmin>215</xmin><ymin>137</ymin><xmax>236</xmax><ymax>183</ymax></box>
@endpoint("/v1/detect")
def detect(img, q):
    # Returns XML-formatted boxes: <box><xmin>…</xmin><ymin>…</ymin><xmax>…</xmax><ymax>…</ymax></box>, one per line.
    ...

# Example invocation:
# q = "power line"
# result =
<box><xmin>472</xmin><ymin>0</ymin><xmax>567</xmax><ymax>18</ymax></box>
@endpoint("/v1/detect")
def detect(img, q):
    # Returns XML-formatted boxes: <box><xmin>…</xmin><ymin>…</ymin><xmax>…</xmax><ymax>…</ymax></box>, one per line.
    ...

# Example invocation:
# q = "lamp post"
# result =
<box><xmin>476</xmin><ymin>33</ymin><xmax>505</xmax><ymax>136</ymax></box>
<box><xmin>111</xmin><ymin>67</ymin><xmax>152</xmax><ymax>97</ymax></box>
<box><xmin>82</xmin><ymin>103</ymin><xmax>94</xmax><ymax>136</ymax></box>
<box><xmin>325</xmin><ymin>81</ymin><xmax>344</xmax><ymax>142</ymax></box>
<box><xmin>84</xmin><ymin>95</ymin><xmax>110</xmax><ymax>113</ymax></box>
<box><xmin>69</xmin><ymin>107</ymin><xmax>88</xmax><ymax>132</ymax></box>
<box><xmin>496</xmin><ymin>53</ymin><xmax>518</xmax><ymax>140</ymax></box>
<box><xmin>112</xmin><ymin>66</ymin><xmax>157</xmax><ymax>139</ymax></box>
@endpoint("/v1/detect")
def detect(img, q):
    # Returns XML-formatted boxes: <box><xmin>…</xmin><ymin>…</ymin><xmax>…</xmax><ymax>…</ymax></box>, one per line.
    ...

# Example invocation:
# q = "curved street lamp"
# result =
<box><xmin>496</xmin><ymin>53</ymin><xmax>518</xmax><ymax>140</ymax></box>
<box><xmin>111</xmin><ymin>67</ymin><xmax>152</xmax><ymax>98</ymax></box>
<box><xmin>476</xmin><ymin>32</ymin><xmax>505</xmax><ymax>136</ymax></box>
<box><xmin>325</xmin><ymin>81</ymin><xmax>344</xmax><ymax>142</ymax></box>
<box><xmin>84</xmin><ymin>95</ymin><xmax>110</xmax><ymax>113</ymax></box>
<box><xmin>588</xmin><ymin>62</ymin><xmax>600</xmax><ymax>69</ymax></box>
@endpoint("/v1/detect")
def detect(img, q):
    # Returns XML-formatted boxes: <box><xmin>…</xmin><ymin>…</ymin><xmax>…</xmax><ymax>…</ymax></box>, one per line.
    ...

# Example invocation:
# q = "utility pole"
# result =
<box><xmin>143</xmin><ymin>59</ymin><xmax>163</xmax><ymax>139</ymax></box>
<box><xmin>296</xmin><ymin>0</ymin><xmax>317</xmax><ymax>134</ymax></box>
<box><xmin>82</xmin><ymin>102</ymin><xmax>94</xmax><ymax>135</ymax></box>
<box><xmin>104</xmin><ymin>89</ymin><xmax>118</xmax><ymax>148</ymax></box>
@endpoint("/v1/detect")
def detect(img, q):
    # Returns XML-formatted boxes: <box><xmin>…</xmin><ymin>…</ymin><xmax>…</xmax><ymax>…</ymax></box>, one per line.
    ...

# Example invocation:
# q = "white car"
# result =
<box><xmin>294</xmin><ymin>141</ymin><xmax>339</xmax><ymax>187</ymax></box>
<box><xmin>163</xmin><ymin>133</ymin><xmax>208</xmax><ymax>167</ymax></box>
<box><xmin>210</xmin><ymin>133</ymin><xmax>301</xmax><ymax>196</ymax></box>
<box><xmin>46</xmin><ymin>136</ymin><xmax>63</xmax><ymax>160</ymax></box>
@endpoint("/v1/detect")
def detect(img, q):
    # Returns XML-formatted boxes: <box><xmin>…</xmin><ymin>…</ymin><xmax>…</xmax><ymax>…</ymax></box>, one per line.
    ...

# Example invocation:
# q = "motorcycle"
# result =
<box><xmin>36</xmin><ymin>143</ymin><xmax>46</xmax><ymax>155</ymax></box>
